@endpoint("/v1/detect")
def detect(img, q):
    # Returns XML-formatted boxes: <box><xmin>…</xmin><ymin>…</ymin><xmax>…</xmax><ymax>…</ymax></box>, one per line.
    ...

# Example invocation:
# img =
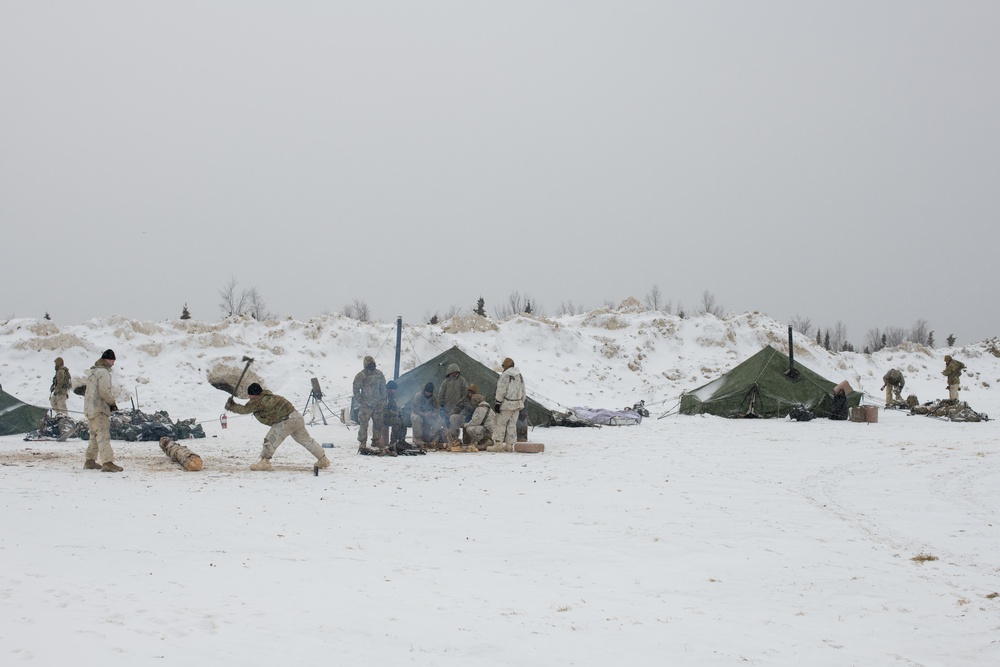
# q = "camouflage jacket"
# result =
<box><xmin>943</xmin><ymin>359</ymin><xmax>965</xmax><ymax>385</ymax></box>
<box><xmin>51</xmin><ymin>366</ymin><xmax>72</xmax><ymax>396</ymax></box>
<box><xmin>411</xmin><ymin>390</ymin><xmax>439</xmax><ymax>417</ymax></box>
<box><xmin>882</xmin><ymin>369</ymin><xmax>904</xmax><ymax>388</ymax></box>
<box><xmin>353</xmin><ymin>368</ymin><xmax>387</xmax><ymax>409</ymax></box>
<box><xmin>437</xmin><ymin>374</ymin><xmax>469</xmax><ymax>414</ymax></box>
<box><xmin>466</xmin><ymin>396</ymin><xmax>495</xmax><ymax>432</ymax></box>
<box><xmin>495</xmin><ymin>367</ymin><xmax>526</xmax><ymax>411</ymax></box>
<box><xmin>227</xmin><ymin>390</ymin><xmax>295</xmax><ymax>426</ymax></box>
<box><xmin>83</xmin><ymin>358</ymin><xmax>116</xmax><ymax>418</ymax></box>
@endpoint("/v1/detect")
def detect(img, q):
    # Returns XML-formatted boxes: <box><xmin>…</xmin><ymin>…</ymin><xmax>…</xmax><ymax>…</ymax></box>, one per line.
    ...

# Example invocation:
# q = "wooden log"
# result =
<box><xmin>159</xmin><ymin>436</ymin><xmax>204</xmax><ymax>471</ymax></box>
<box><xmin>514</xmin><ymin>442</ymin><xmax>544</xmax><ymax>453</ymax></box>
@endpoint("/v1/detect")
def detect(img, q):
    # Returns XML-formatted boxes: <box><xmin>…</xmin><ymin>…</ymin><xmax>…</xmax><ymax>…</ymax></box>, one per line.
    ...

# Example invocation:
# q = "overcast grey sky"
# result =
<box><xmin>2</xmin><ymin>1</ymin><xmax>998</xmax><ymax>346</ymax></box>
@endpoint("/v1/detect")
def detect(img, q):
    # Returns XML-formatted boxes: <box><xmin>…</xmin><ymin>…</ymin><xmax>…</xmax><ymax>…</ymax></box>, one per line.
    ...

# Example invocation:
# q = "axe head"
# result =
<box><xmin>242</xmin><ymin>355</ymin><xmax>254</xmax><ymax>363</ymax></box>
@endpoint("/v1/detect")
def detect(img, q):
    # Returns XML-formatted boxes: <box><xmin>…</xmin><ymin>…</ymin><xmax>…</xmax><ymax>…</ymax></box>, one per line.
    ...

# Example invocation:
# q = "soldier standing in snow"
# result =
<box><xmin>353</xmin><ymin>356</ymin><xmax>387</xmax><ymax>453</ymax></box>
<box><xmin>49</xmin><ymin>356</ymin><xmax>72</xmax><ymax>417</ymax></box>
<box><xmin>226</xmin><ymin>383</ymin><xmax>331</xmax><ymax>471</ymax></box>
<box><xmin>881</xmin><ymin>368</ymin><xmax>905</xmax><ymax>408</ymax></box>
<box><xmin>488</xmin><ymin>357</ymin><xmax>525</xmax><ymax>452</ymax></box>
<box><xmin>83</xmin><ymin>349</ymin><xmax>122</xmax><ymax>472</ymax></box>
<box><xmin>942</xmin><ymin>355</ymin><xmax>965</xmax><ymax>402</ymax></box>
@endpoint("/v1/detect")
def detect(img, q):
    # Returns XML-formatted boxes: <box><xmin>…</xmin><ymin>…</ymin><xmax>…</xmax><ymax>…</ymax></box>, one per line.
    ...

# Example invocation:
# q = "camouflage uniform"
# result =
<box><xmin>353</xmin><ymin>356</ymin><xmax>387</xmax><ymax>449</ymax></box>
<box><xmin>411</xmin><ymin>385</ymin><xmax>445</xmax><ymax>446</ymax></box>
<box><xmin>491</xmin><ymin>358</ymin><xmax>526</xmax><ymax>450</ymax></box>
<box><xmin>226</xmin><ymin>390</ymin><xmax>326</xmax><ymax>463</ymax></box>
<box><xmin>464</xmin><ymin>394</ymin><xmax>496</xmax><ymax>447</ymax></box>
<box><xmin>881</xmin><ymin>369</ymin><xmax>905</xmax><ymax>407</ymax></box>
<box><xmin>942</xmin><ymin>355</ymin><xmax>965</xmax><ymax>402</ymax></box>
<box><xmin>380</xmin><ymin>381</ymin><xmax>407</xmax><ymax>448</ymax></box>
<box><xmin>436</xmin><ymin>364</ymin><xmax>469</xmax><ymax>443</ymax></box>
<box><xmin>49</xmin><ymin>357</ymin><xmax>72</xmax><ymax>417</ymax></box>
<box><xmin>83</xmin><ymin>355</ymin><xmax>118</xmax><ymax>468</ymax></box>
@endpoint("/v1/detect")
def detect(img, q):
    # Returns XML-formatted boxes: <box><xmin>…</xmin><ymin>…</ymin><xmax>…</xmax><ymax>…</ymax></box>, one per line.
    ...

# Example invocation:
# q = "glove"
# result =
<box><xmin>494</xmin><ymin>403</ymin><xmax>501</xmax><ymax>413</ymax></box>
<box><xmin>880</xmin><ymin>385</ymin><xmax>885</xmax><ymax>391</ymax></box>
<box><xmin>225</xmin><ymin>397</ymin><xmax>236</xmax><ymax>411</ymax></box>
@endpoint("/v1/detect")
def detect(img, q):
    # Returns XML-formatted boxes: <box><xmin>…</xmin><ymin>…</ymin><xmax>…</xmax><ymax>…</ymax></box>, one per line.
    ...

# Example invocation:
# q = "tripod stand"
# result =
<box><xmin>302</xmin><ymin>378</ymin><xmax>337</xmax><ymax>426</ymax></box>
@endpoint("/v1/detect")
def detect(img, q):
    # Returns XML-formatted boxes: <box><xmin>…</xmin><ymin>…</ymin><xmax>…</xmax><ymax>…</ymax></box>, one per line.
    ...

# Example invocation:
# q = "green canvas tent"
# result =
<box><xmin>393</xmin><ymin>347</ymin><xmax>555</xmax><ymax>427</ymax></box>
<box><xmin>0</xmin><ymin>388</ymin><xmax>48</xmax><ymax>436</ymax></box>
<box><xmin>679</xmin><ymin>345</ymin><xmax>862</xmax><ymax>419</ymax></box>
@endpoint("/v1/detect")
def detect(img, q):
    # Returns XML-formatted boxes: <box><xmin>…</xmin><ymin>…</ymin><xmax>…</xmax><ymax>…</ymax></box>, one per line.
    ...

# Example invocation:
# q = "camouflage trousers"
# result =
<box><xmin>495</xmin><ymin>408</ymin><xmax>519</xmax><ymax>446</ymax></box>
<box><xmin>50</xmin><ymin>393</ymin><xmax>68</xmax><ymax>417</ymax></box>
<box><xmin>465</xmin><ymin>424</ymin><xmax>493</xmax><ymax>447</ymax></box>
<box><xmin>380</xmin><ymin>409</ymin><xmax>406</xmax><ymax>446</ymax></box>
<box><xmin>357</xmin><ymin>405</ymin><xmax>384</xmax><ymax>446</ymax></box>
<box><xmin>85</xmin><ymin>413</ymin><xmax>115</xmax><ymax>465</ymax></box>
<box><xmin>260</xmin><ymin>410</ymin><xmax>325</xmax><ymax>460</ymax></box>
<box><xmin>949</xmin><ymin>383</ymin><xmax>960</xmax><ymax>401</ymax></box>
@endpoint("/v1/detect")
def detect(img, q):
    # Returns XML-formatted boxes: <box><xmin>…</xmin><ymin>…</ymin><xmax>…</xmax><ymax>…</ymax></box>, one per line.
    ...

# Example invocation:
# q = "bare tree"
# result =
<box><xmin>246</xmin><ymin>287</ymin><xmax>272</xmax><ymax>321</ymax></box>
<box><xmin>883</xmin><ymin>326</ymin><xmax>907</xmax><ymax>347</ymax></box>
<box><xmin>830</xmin><ymin>321</ymin><xmax>849</xmax><ymax>353</ymax></box>
<box><xmin>699</xmin><ymin>290</ymin><xmax>724</xmax><ymax>317</ymax></box>
<box><xmin>493</xmin><ymin>291</ymin><xmax>541</xmax><ymax>318</ymax></box>
<box><xmin>644</xmin><ymin>284</ymin><xmax>663</xmax><ymax>311</ymax></box>
<box><xmin>864</xmin><ymin>328</ymin><xmax>884</xmax><ymax>353</ymax></box>
<box><xmin>909</xmin><ymin>318</ymin><xmax>930</xmax><ymax>345</ymax></box>
<box><xmin>343</xmin><ymin>298</ymin><xmax>371</xmax><ymax>322</ymax></box>
<box><xmin>789</xmin><ymin>314</ymin><xmax>813</xmax><ymax>337</ymax></box>
<box><xmin>444</xmin><ymin>305</ymin><xmax>463</xmax><ymax>320</ymax></box>
<box><xmin>557</xmin><ymin>300</ymin><xmax>585</xmax><ymax>316</ymax></box>
<box><xmin>218</xmin><ymin>276</ymin><xmax>249</xmax><ymax>317</ymax></box>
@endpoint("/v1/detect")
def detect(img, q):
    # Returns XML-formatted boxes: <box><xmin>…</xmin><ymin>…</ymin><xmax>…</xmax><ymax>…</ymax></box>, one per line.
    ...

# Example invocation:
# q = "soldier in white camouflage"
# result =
<box><xmin>353</xmin><ymin>356</ymin><xmax>387</xmax><ymax>453</ymax></box>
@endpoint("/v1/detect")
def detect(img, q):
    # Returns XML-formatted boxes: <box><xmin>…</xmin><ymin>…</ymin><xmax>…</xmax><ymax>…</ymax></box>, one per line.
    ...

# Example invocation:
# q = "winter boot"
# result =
<box><xmin>84</xmin><ymin>458</ymin><xmax>101</xmax><ymax>470</ymax></box>
<box><xmin>486</xmin><ymin>441</ymin><xmax>502</xmax><ymax>452</ymax></box>
<box><xmin>315</xmin><ymin>455</ymin><xmax>331</xmax><ymax>469</ymax></box>
<box><xmin>101</xmin><ymin>461</ymin><xmax>123</xmax><ymax>473</ymax></box>
<box><xmin>250</xmin><ymin>458</ymin><xmax>273</xmax><ymax>471</ymax></box>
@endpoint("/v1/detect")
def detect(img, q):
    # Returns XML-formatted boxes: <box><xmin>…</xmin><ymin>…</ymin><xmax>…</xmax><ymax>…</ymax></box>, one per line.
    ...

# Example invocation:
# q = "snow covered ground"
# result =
<box><xmin>1</xmin><ymin>307</ymin><xmax>998</xmax><ymax>665</ymax></box>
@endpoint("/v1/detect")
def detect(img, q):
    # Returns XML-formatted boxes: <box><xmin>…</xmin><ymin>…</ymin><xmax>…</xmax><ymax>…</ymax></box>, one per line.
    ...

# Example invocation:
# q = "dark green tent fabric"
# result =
<box><xmin>0</xmin><ymin>388</ymin><xmax>48</xmax><ymax>436</ymax></box>
<box><xmin>679</xmin><ymin>345</ymin><xmax>862</xmax><ymax>419</ymax></box>
<box><xmin>394</xmin><ymin>347</ymin><xmax>555</xmax><ymax>427</ymax></box>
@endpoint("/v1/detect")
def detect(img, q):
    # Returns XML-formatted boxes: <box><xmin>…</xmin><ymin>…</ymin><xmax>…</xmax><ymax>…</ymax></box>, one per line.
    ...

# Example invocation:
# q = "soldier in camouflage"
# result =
<box><xmin>226</xmin><ymin>382</ymin><xmax>330</xmax><ymax>471</ymax></box>
<box><xmin>942</xmin><ymin>355</ymin><xmax>965</xmax><ymax>402</ymax></box>
<box><xmin>436</xmin><ymin>363</ymin><xmax>469</xmax><ymax>444</ymax></box>
<box><xmin>379</xmin><ymin>380</ymin><xmax>406</xmax><ymax>452</ymax></box>
<box><xmin>880</xmin><ymin>368</ymin><xmax>905</xmax><ymax>408</ymax></box>
<box><xmin>463</xmin><ymin>388</ymin><xmax>496</xmax><ymax>449</ymax></box>
<box><xmin>49</xmin><ymin>356</ymin><xmax>72</xmax><ymax>417</ymax></box>
<box><xmin>353</xmin><ymin>356</ymin><xmax>387</xmax><ymax>453</ymax></box>
<box><xmin>411</xmin><ymin>382</ymin><xmax>445</xmax><ymax>448</ymax></box>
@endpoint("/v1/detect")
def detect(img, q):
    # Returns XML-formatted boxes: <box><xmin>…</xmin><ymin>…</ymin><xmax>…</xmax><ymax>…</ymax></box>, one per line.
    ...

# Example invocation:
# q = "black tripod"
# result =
<box><xmin>302</xmin><ymin>378</ymin><xmax>336</xmax><ymax>425</ymax></box>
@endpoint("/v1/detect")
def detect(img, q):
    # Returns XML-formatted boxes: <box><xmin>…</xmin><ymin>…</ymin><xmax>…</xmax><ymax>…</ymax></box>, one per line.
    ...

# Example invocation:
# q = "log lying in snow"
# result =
<box><xmin>514</xmin><ymin>442</ymin><xmax>544</xmax><ymax>453</ymax></box>
<box><xmin>159</xmin><ymin>437</ymin><xmax>204</xmax><ymax>471</ymax></box>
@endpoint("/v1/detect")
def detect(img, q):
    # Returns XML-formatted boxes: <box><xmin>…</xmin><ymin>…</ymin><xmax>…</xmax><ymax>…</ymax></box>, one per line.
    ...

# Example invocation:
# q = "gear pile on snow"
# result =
<box><xmin>910</xmin><ymin>400</ymin><xmax>989</xmax><ymax>422</ymax></box>
<box><xmin>24</xmin><ymin>410</ymin><xmax>206</xmax><ymax>441</ymax></box>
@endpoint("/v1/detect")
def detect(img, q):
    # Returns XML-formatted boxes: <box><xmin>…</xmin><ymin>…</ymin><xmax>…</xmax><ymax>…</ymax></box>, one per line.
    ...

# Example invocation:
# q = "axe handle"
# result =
<box><xmin>231</xmin><ymin>360</ymin><xmax>253</xmax><ymax>397</ymax></box>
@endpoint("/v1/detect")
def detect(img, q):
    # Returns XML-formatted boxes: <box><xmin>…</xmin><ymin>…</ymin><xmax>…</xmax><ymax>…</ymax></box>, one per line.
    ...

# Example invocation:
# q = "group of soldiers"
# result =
<box><xmin>52</xmin><ymin>348</ymin><xmax>968</xmax><ymax>474</ymax></box>
<box><xmin>351</xmin><ymin>355</ymin><xmax>527</xmax><ymax>456</ymax></box>
<box><xmin>48</xmin><ymin>350</ymin><xmax>126</xmax><ymax>472</ymax></box>
<box><xmin>880</xmin><ymin>354</ymin><xmax>966</xmax><ymax>409</ymax></box>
